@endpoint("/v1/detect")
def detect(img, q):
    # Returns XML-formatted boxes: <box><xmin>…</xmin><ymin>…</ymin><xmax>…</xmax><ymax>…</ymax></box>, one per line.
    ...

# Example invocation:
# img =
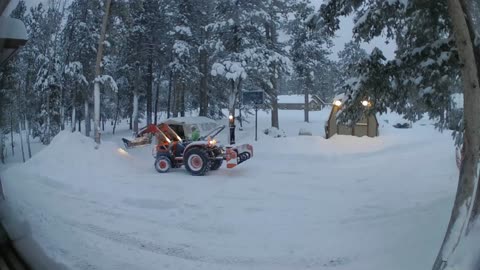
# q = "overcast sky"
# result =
<box><xmin>7</xmin><ymin>0</ymin><xmax>396</xmax><ymax>60</ymax></box>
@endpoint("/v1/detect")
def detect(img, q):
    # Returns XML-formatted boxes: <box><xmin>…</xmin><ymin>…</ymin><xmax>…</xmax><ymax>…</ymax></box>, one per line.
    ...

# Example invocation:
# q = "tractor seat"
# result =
<box><xmin>171</xmin><ymin>142</ymin><xmax>186</xmax><ymax>157</ymax></box>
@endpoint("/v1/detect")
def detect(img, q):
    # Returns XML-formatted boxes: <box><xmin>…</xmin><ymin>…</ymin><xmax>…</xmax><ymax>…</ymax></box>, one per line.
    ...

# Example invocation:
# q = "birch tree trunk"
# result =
<box><xmin>93</xmin><ymin>0</ymin><xmax>112</xmax><ymax>146</ymax></box>
<box><xmin>304</xmin><ymin>79</ymin><xmax>310</xmax><ymax>123</ymax></box>
<box><xmin>462</xmin><ymin>0</ymin><xmax>480</xmax><ymax>228</ymax></box>
<box><xmin>132</xmin><ymin>91</ymin><xmax>139</xmax><ymax>134</ymax></box>
<box><xmin>432</xmin><ymin>0</ymin><xmax>480</xmax><ymax>269</ymax></box>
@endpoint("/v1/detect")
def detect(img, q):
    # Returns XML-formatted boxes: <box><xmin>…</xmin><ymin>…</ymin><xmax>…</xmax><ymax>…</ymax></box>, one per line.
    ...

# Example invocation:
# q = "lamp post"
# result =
<box><xmin>229</xmin><ymin>114</ymin><xmax>235</xmax><ymax>145</ymax></box>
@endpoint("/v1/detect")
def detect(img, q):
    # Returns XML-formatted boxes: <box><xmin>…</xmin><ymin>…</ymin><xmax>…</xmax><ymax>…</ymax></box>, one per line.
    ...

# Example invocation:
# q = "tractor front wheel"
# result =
<box><xmin>155</xmin><ymin>156</ymin><xmax>171</xmax><ymax>173</ymax></box>
<box><xmin>184</xmin><ymin>148</ymin><xmax>210</xmax><ymax>176</ymax></box>
<box><xmin>210</xmin><ymin>159</ymin><xmax>223</xmax><ymax>170</ymax></box>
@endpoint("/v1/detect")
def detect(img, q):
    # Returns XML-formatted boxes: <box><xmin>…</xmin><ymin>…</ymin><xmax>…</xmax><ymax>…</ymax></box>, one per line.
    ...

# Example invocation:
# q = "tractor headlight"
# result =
<box><xmin>117</xmin><ymin>148</ymin><xmax>129</xmax><ymax>156</ymax></box>
<box><xmin>209</xmin><ymin>139</ymin><xmax>217</xmax><ymax>146</ymax></box>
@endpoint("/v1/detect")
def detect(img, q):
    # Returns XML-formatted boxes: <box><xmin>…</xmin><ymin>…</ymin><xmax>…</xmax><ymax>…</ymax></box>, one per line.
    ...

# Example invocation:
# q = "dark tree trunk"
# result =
<box><xmin>60</xmin><ymin>86</ymin><xmax>65</xmax><ymax>131</ymax></box>
<box><xmin>25</xmin><ymin>116</ymin><xmax>31</xmax><ymax>159</ymax></box>
<box><xmin>271</xmin><ymin>67</ymin><xmax>279</xmax><ymax>128</ymax></box>
<box><xmin>154</xmin><ymin>79</ymin><xmax>160</xmax><ymax>125</ymax></box>
<box><xmin>113</xmin><ymin>91</ymin><xmax>120</xmax><ymax>135</ymax></box>
<box><xmin>71</xmin><ymin>85</ymin><xmax>77</xmax><ymax>132</ymax></box>
<box><xmin>10</xmin><ymin>111</ymin><xmax>14</xmax><ymax>156</ymax></box>
<box><xmin>172</xmin><ymin>75</ymin><xmax>179</xmax><ymax>117</ymax></box>
<box><xmin>180</xmin><ymin>82</ymin><xmax>185</xmax><ymax>117</ymax></box>
<box><xmin>303</xmin><ymin>75</ymin><xmax>312</xmax><ymax>123</ymax></box>
<box><xmin>167</xmin><ymin>71</ymin><xmax>173</xmax><ymax>119</ymax></box>
<box><xmin>129</xmin><ymin>114</ymin><xmax>132</xmax><ymax>130</ymax></box>
<box><xmin>146</xmin><ymin>58</ymin><xmax>153</xmax><ymax>125</ymax></box>
<box><xmin>199</xmin><ymin>47</ymin><xmax>209</xmax><ymax>116</ymax></box>
<box><xmin>85</xmin><ymin>100</ymin><xmax>91</xmax><ymax>137</ymax></box>
<box><xmin>18</xmin><ymin>116</ymin><xmax>25</xmax><ymax>163</ymax></box>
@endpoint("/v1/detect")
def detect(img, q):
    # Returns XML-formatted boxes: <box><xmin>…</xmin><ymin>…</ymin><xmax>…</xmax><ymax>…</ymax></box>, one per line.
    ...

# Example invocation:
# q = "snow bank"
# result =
<box><xmin>21</xmin><ymin>131</ymin><xmax>138</xmax><ymax>183</ymax></box>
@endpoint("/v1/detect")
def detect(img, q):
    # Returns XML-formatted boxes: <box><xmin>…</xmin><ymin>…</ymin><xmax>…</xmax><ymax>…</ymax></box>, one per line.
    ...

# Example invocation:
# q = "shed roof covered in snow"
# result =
<box><xmin>278</xmin><ymin>95</ymin><xmax>312</xmax><ymax>104</ymax></box>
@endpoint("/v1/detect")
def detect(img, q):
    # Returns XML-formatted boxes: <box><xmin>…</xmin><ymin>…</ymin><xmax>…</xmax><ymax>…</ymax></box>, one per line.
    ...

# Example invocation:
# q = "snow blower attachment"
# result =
<box><xmin>136</xmin><ymin>123</ymin><xmax>252</xmax><ymax>176</ymax></box>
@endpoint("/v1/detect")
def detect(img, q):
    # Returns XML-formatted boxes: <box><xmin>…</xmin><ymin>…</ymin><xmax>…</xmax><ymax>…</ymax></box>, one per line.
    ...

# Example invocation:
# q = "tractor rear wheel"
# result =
<box><xmin>155</xmin><ymin>156</ymin><xmax>171</xmax><ymax>173</ymax></box>
<box><xmin>184</xmin><ymin>148</ymin><xmax>210</xmax><ymax>176</ymax></box>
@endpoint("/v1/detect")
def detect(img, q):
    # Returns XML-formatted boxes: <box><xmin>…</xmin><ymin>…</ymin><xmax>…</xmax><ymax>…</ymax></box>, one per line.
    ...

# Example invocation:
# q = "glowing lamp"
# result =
<box><xmin>333</xmin><ymin>100</ymin><xmax>342</xmax><ymax>107</ymax></box>
<box><xmin>361</xmin><ymin>100</ymin><xmax>370</xmax><ymax>107</ymax></box>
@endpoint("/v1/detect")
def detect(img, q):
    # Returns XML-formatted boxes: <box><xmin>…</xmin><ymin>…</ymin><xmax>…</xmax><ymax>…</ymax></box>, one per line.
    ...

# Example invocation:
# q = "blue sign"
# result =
<box><xmin>242</xmin><ymin>91</ymin><xmax>264</xmax><ymax>105</ymax></box>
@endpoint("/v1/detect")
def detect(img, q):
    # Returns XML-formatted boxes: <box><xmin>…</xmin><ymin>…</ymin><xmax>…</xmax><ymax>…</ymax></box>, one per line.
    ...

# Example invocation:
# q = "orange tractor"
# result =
<box><xmin>126</xmin><ymin>123</ymin><xmax>253</xmax><ymax>176</ymax></box>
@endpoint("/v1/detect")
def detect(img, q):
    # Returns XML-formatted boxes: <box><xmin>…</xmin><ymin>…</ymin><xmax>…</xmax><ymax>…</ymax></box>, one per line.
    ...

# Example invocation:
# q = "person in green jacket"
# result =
<box><xmin>190</xmin><ymin>126</ymin><xmax>200</xmax><ymax>141</ymax></box>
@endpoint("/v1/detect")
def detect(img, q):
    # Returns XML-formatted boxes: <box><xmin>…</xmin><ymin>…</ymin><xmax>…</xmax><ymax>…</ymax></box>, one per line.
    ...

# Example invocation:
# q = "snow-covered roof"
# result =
<box><xmin>0</xmin><ymin>16</ymin><xmax>27</xmax><ymax>41</ymax></box>
<box><xmin>163</xmin><ymin>116</ymin><xmax>217</xmax><ymax>125</ymax></box>
<box><xmin>163</xmin><ymin>116</ymin><xmax>219</xmax><ymax>134</ymax></box>
<box><xmin>333</xmin><ymin>93</ymin><xmax>346</xmax><ymax>101</ymax></box>
<box><xmin>278</xmin><ymin>95</ymin><xmax>312</xmax><ymax>104</ymax></box>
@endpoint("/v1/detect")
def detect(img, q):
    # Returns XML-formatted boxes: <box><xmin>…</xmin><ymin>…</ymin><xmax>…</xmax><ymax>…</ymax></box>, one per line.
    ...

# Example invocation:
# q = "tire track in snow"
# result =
<box><xmin>65</xmin><ymin>219</ymin><xmax>352</xmax><ymax>269</ymax></box>
<box><xmin>65</xmin><ymin>221</ymin><xmax>203</xmax><ymax>262</ymax></box>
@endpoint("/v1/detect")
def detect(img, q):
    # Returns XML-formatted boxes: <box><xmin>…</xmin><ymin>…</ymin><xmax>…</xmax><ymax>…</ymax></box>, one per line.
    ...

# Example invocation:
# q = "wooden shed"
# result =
<box><xmin>325</xmin><ymin>99</ymin><xmax>379</xmax><ymax>139</ymax></box>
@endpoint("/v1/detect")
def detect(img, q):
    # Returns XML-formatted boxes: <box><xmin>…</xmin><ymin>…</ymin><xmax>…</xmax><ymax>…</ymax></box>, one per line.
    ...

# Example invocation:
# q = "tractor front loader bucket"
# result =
<box><xmin>225</xmin><ymin>144</ymin><xmax>253</xmax><ymax>169</ymax></box>
<box><xmin>122</xmin><ymin>137</ymin><xmax>151</xmax><ymax>148</ymax></box>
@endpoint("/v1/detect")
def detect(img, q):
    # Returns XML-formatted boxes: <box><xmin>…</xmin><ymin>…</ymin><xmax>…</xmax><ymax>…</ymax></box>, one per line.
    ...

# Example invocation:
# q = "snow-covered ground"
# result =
<box><xmin>0</xmin><ymin>108</ymin><xmax>458</xmax><ymax>270</ymax></box>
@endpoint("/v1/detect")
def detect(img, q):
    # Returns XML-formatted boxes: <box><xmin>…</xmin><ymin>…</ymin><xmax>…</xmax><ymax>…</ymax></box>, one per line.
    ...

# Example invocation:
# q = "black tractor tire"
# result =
<box><xmin>184</xmin><ymin>148</ymin><xmax>211</xmax><ymax>176</ymax></box>
<box><xmin>210</xmin><ymin>159</ymin><xmax>223</xmax><ymax>170</ymax></box>
<box><xmin>155</xmin><ymin>156</ymin><xmax>172</xmax><ymax>173</ymax></box>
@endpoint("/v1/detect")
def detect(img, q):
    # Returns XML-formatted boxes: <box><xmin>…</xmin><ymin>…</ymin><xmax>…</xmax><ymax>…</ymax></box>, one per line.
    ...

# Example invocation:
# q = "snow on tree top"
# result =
<box><xmin>174</xmin><ymin>26</ymin><xmax>192</xmax><ymax>37</ymax></box>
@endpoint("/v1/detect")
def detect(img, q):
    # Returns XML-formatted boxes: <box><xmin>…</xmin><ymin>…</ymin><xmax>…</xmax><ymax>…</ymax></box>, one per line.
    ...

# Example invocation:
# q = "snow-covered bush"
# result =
<box><xmin>263</xmin><ymin>127</ymin><xmax>286</xmax><ymax>138</ymax></box>
<box><xmin>298</xmin><ymin>128</ymin><xmax>312</xmax><ymax>136</ymax></box>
